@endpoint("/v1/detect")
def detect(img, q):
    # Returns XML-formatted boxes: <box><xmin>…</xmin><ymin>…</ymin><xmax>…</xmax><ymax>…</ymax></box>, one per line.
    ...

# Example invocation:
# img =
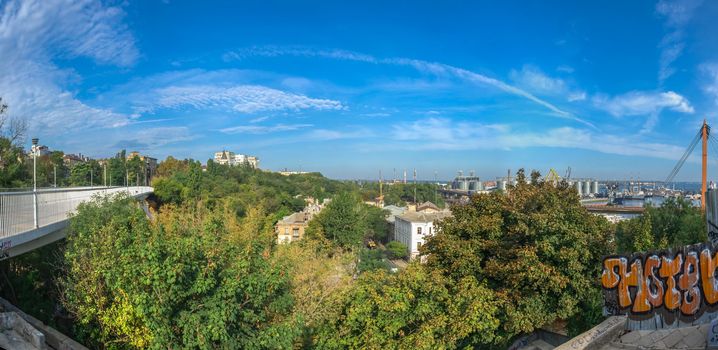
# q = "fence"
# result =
<box><xmin>0</xmin><ymin>186</ymin><xmax>153</xmax><ymax>239</ymax></box>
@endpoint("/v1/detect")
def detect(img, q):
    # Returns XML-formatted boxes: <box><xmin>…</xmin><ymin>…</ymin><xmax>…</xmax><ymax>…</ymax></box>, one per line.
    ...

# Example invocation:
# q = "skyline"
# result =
<box><xmin>2</xmin><ymin>1</ymin><xmax>718</xmax><ymax>180</ymax></box>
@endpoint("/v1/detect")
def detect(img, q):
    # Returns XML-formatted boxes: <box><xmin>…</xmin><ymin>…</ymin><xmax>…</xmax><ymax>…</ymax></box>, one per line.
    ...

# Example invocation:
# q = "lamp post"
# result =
<box><xmin>32</xmin><ymin>137</ymin><xmax>39</xmax><ymax>228</ymax></box>
<box><xmin>53</xmin><ymin>165</ymin><xmax>57</xmax><ymax>188</ymax></box>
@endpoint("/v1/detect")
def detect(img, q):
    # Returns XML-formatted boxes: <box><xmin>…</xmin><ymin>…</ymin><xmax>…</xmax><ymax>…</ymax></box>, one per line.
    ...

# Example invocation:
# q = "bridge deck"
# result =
<box><xmin>0</xmin><ymin>186</ymin><xmax>153</xmax><ymax>259</ymax></box>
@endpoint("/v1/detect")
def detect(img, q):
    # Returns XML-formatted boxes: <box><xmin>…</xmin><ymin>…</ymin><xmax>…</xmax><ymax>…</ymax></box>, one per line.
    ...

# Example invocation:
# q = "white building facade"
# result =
<box><xmin>214</xmin><ymin>150</ymin><xmax>259</xmax><ymax>168</ymax></box>
<box><xmin>393</xmin><ymin>209</ymin><xmax>451</xmax><ymax>260</ymax></box>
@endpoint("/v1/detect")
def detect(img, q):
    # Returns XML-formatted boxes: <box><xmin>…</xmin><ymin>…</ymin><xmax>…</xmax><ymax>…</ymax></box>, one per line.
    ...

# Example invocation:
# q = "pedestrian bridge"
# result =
<box><xmin>0</xmin><ymin>186</ymin><xmax>153</xmax><ymax>260</ymax></box>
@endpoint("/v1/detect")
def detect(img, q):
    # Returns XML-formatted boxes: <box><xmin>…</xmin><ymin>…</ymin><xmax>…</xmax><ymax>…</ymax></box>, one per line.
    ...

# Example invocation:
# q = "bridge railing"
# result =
<box><xmin>0</xmin><ymin>186</ymin><xmax>153</xmax><ymax>239</ymax></box>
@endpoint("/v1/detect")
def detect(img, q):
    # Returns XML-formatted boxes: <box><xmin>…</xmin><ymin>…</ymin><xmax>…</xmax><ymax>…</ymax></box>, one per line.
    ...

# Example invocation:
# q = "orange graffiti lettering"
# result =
<box><xmin>659</xmin><ymin>254</ymin><xmax>682</xmax><ymax>311</ymax></box>
<box><xmin>679</xmin><ymin>252</ymin><xmax>701</xmax><ymax>315</ymax></box>
<box><xmin>701</xmin><ymin>249</ymin><xmax>718</xmax><ymax>305</ymax></box>
<box><xmin>645</xmin><ymin>255</ymin><xmax>664</xmax><ymax>308</ymax></box>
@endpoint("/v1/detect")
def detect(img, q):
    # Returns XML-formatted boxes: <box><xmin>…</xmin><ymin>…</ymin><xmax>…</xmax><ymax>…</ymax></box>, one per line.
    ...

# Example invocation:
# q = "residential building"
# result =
<box><xmin>214</xmin><ymin>150</ymin><xmax>236</xmax><ymax>166</ymax></box>
<box><xmin>246</xmin><ymin>155</ymin><xmax>259</xmax><ymax>168</ymax></box>
<box><xmin>29</xmin><ymin>144</ymin><xmax>50</xmax><ymax>157</ymax></box>
<box><xmin>127</xmin><ymin>151</ymin><xmax>158</xmax><ymax>185</ymax></box>
<box><xmin>62</xmin><ymin>153</ymin><xmax>88</xmax><ymax>167</ymax></box>
<box><xmin>393</xmin><ymin>202</ymin><xmax>451</xmax><ymax>260</ymax></box>
<box><xmin>278</xmin><ymin>168</ymin><xmax>309</xmax><ymax>176</ymax></box>
<box><xmin>383</xmin><ymin>205</ymin><xmax>407</xmax><ymax>241</ymax></box>
<box><xmin>213</xmin><ymin>150</ymin><xmax>259</xmax><ymax>168</ymax></box>
<box><xmin>276</xmin><ymin>197</ymin><xmax>329</xmax><ymax>244</ymax></box>
<box><xmin>276</xmin><ymin>212</ymin><xmax>311</xmax><ymax>244</ymax></box>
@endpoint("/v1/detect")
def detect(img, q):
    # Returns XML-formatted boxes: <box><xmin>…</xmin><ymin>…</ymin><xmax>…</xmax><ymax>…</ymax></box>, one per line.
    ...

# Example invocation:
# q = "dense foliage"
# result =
<box><xmin>423</xmin><ymin>171</ymin><xmax>614</xmax><ymax>345</ymax></box>
<box><xmin>315</xmin><ymin>265</ymin><xmax>500</xmax><ymax>349</ymax></box>
<box><xmin>615</xmin><ymin>197</ymin><xmax>706</xmax><ymax>253</ymax></box>
<box><xmin>63</xmin><ymin>195</ymin><xmax>301</xmax><ymax>349</ymax></box>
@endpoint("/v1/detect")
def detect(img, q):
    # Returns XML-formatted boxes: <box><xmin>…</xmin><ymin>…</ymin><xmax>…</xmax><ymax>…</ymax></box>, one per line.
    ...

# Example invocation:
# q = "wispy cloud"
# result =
<box><xmin>137</xmin><ymin>85</ymin><xmax>344</xmax><ymax>114</ymax></box>
<box><xmin>388</xmin><ymin>118</ymin><xmax>685</xmax><ymax>161</ymax></box>
<box><xmin>112</xmin><ymin>127</ymin><xmax>196</xmax><ymax>151</ymax></box>
<box><xmin>592</xmin><ymin>90</ymin><xmax>694</xmax><ymax>117</ymax></box>
<box><xmin>0</xmin><ymin>0</ymin><xmax>138</xmax><ymax>135</ymax></box>
<box><xmin>220</xmin><ymin>123</ymin><xmax>312</xmax><ymax>134</ymax></box>
<box><xmin>509</xmin><ymin>65</ymin><xmax>586</xmax><ymax>102</ymax></box>
<box><xmin>656</xmin><ymin>0</ymin><xmax>704</xmax><ymax>83</ymax></box>
<box><xmin>701</xmin><ymin>63</ymin><xmax>718</xmax><ymax>106</ymax></box>
<box><xmin>223</xmin><ymin>46</ymin><xmax>593</xmax><ymax>127</ymax></box>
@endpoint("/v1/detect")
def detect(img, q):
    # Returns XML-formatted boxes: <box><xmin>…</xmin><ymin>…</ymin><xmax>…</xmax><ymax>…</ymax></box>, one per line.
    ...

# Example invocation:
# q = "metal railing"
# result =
<box><xmin>0</xmin><ymin>186</ymin><xmax>153</xmax><ymax>239</ymax></box>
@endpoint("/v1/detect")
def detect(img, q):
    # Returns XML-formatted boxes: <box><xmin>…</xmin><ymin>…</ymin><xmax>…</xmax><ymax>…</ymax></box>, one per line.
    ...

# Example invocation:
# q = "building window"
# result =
<box><xmin>292</xmin><ymin>228</ymin><xmax>300</xmax><ymax>237</ymax></box>
<box><xmin>429</xmin><ymin>227</ymin><xmax>432</xmax><ymax>235</ymax></box>
<box><xmin>285</xmin><ymin>227</ymin><xmax>289</xmax><ymax>234</ymax></box>
<box><xmin>417</xmin><ymin>227</ymin><xmax>422</xmax><ymax>235</ymax></box>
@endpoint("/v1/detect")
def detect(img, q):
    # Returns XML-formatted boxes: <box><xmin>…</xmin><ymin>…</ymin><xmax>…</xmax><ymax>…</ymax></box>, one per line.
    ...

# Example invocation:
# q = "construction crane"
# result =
<box><xmin>546</xmin><ymin>168</ymin><xmax>562</xmax><ymax>184</ymax></box>
<box><xmin>664</xmin><ymin>120</ymin><xmax>709</xmax><ymax>210</ymax></box>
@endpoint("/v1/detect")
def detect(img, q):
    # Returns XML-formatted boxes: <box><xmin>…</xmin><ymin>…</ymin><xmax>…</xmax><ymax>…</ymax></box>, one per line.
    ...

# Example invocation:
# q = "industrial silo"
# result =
<box><xmin>575</xmin><ymin>181</ymin><xmax>583</xmax><ymax>196</ymax></box>
<box><xmin>498</xmin><ymin>180</ymin><xmax>506</xmax><ymax>191</ymax></box>
<box><xmin>583</xmin><ymin>180</ymin><xmax>592</xmax><ymax>196</ymax></box>
<box><xmin>592</xmin><ymin>181</ymin><xmax>599</xmax><ymax>194</ymax></box>
<box><xmin>468</xmin><ymin>180</ymin><xmax>477</xmax><ymax>191</ymax></box>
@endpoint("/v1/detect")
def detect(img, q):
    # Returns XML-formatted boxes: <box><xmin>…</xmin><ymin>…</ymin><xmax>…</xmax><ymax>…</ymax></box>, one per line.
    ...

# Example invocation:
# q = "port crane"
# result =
<box><xmin>664</xmin><ymin>120</ymin><xmax>710</xmax><ymax>210</ymax></box>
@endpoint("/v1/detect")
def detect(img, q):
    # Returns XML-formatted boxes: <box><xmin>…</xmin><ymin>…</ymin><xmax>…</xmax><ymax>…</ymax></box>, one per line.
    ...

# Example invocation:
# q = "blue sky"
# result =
<box><xmin>2</xmin><ymin>0</ymin><xmax>718</xmax><ymax>180</ymax></box>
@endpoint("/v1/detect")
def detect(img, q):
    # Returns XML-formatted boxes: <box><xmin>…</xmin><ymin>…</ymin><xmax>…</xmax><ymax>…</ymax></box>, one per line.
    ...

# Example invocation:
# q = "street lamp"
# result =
<box><xmin>31</xmin><ymin>137</ymin><xmax>39</xmax><ymax>228</ymax></box>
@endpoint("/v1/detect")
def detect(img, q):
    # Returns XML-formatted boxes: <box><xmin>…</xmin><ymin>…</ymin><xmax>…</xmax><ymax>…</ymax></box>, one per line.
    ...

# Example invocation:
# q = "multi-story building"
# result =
<box><xmin>62</xmin><ymin>153</ymin><xmax>88</xmax><ymax>167</ymax></box>
<box><xmin>29</xmin><ymin>144</ymin><xmax>50</xmax><ymax>157</ymax></box>
<box><xmin>276</xmin><ymin>197</ymin><xmax>329</xmax><ymax>244</ymax></box>
<box><xmin>276</xmin><ymin>212</ymin><xmax>311</xmax><ymax>244</ymax></box>
<box><xmin>393</xmin><ymin>202</ymin><xmax>451</xmax><ymax>260</ymax></box>
<box><xmin>213</xmin><ymin>151</ymin><xmax>259</xmax><ymax>168</ymax></box>
<box><xmin>214</xmin><ymin>150</ymin><xmax>236</xmax><ymax>166</ymax></box>
<box><xmin>127</xmin><ymin>151</ymin><xmax>158</xmax><ymax>185</ymax></box>
<box><xmin>246</xmin><ymin>155</ymin><xmax>259</xmax><ymax>169</ymax></box>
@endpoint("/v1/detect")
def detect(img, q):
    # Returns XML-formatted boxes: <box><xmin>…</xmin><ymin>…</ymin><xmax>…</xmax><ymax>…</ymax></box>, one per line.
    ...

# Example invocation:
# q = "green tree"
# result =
<box><xmin>386</xmin><ymin>241</ymin><xmax>408</xmax><ymax>259</ymax></box>
<box><xmin>62</xmin><ymin>195</ymin><xmax>301</xmax><ymax>349</ymax></box>
<box><xmin>357</xmin><ymin>248</ymin><xmax>390</xmax><ymax>272</ymax></box>
<box><xmin>614</xmin><ymin>197</ymin><xmax>706</xmax><ymax>254</ymax></box>
<box><xmin>308</xmin><ymin>192</ymin><xmax>364</xmax><ymax>249</ymax></box>
<box><xmin>315</xmin><ymin>264</ymin><xmax>500</xmax><ymax>349</ymax></box>
<box><xmin>424</xmin><ymin>171</ymin><xmax>614</xmax><ymax>345</ymax></box>
<box><xmin>0</xmin><ymin>98</ymin><xmax>29</xmax><ymax>188</ymax></box>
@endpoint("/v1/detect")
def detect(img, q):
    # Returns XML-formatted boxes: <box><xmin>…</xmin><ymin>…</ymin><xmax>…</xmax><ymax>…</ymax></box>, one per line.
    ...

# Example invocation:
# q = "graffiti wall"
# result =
<box><xmin>602</xmin><ymin>243</ymin><xmax>718</xmax><ymax>330</ymax></box>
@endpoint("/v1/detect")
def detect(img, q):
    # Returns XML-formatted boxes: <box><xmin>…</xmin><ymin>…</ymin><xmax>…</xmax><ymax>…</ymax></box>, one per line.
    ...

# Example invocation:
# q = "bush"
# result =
<box><xmin>386</xmin><ymin>241</ymin><xmax>408</xmax><ymax>259</ymax></box>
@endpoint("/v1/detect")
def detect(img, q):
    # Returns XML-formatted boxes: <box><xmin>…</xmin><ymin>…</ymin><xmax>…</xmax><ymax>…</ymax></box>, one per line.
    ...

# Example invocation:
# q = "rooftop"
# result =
<box><xmin>396</xmin><ymin>210</ymin><xmax>452</xmax><ymax>223</ymax></box>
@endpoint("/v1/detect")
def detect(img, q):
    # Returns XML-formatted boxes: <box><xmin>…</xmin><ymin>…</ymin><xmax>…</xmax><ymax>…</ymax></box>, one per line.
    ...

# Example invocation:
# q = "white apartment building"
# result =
<box><xmin>393</xmin><ymin>202</ymin><xmax>451</xmax><ymax>260</ymax></box>
<box><xmin>214</xmin><ymin>150</ymin><xmax>259</xmax><ymax>168</ymax></box>
<box><xmin>214</xmin><ymin>150</ymin><xmax>236</xmax><ymax>165</ymax></box>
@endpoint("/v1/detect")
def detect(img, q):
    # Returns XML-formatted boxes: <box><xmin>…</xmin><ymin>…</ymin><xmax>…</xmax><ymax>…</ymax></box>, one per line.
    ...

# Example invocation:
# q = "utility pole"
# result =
<box><xmin>53</xmin><ymin>165</ymin><xmax>57</xmax><ymax>188</ymax></box>
<box><xmin>104</xmin><ymin>163</ymin><xmax>107</xmax><ymax>187</ymax></box>
<box><xmin>413</xmin><ymin>168</ymin><xmax>417</xmax><ymax>204</ymax></box>
<box><xmin>703</xmin><ymin>119</ymin><xmax>710</xmax><ymax>211</ymax></box>
<box><xmin>434</xmin><ymin>170</ymin><xmax>438</xmax><ymax>204</ymax></box>
<box><xmin>90</xmin><ymin>167</ymin><xmax>93</xmax><ymax>187</ymax></box>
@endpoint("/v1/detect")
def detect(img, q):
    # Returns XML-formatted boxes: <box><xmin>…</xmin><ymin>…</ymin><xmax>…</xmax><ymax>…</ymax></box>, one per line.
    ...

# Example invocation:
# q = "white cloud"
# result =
<box><xmin>249</xmin><ymin>116</ymin><xmax>270</xmax><ymax>123</ymax></box>
<box><xmin>220</xmin><ymin>123</ymin><xmax>312</xmax><ymax>134</ymax></box>
<box><xmin>307</xmin><ymin>128</ymin><xmax>373</xmax><ymax>140</ymax></box>
<box><xmin>656</xmin><ymin>0</ymin><xmax>704</xmax><ymax>83</ymax></box>
<box><xmin>702</xmin><ymin>63</ymin><xmax>718</xmax><ymax>106</ymax></box>
<box><xmin>110</xmin><ymin>127</ymin><xmax>196</xmax><ymax>151</ymax></box>
<box><xmin>567</xmin><ymin>91</ymin><xmax>587</xmax><ymax>102</ymax></box>
<box><xmin>510</xmin><ymin>65</ymin><xmax>568</xmax><ymax>95</ymax></box>
<box><xmin>509</xmin><ymin>65</ymin><xmax>586</xmax><ymax>102</ymax></box>
<box><xmin>592</xmin><ymin>90</ymin><xmax>694</xmax><ymax>117</ymax></box>
<box><xmin>0</xmin><ymin>0</ymin><xmax>138</xmax><ymax>135</ymax></box>
<box><xmin>388</xmin><ymin>118</ymin><xmax>686</xmax><ymax>161</ymax></box>
<box><xmin>138</xmin><ymin>85</ymin><xmax>344</xmax><ymax>114</ymax></box>
<box><xmin>224</xmin><ymin>46</ymin><xmax>594</xmax><ymax>127</ymax></box>
<box><xmin>557</xmin><ymin>65</ymin><xmax>575</xmax><ymax>73</ymax></box>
